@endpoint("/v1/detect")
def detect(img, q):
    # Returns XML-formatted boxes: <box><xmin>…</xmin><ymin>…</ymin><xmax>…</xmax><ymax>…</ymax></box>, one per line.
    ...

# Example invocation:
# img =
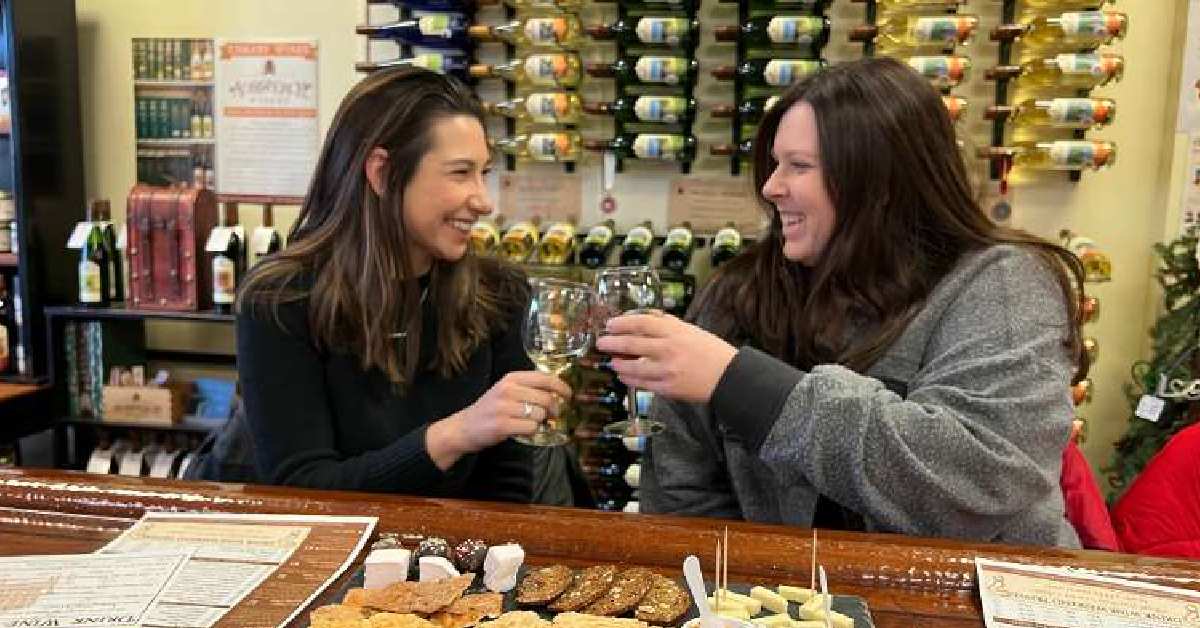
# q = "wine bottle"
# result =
<box><xmin>1083</xmin><ymin>337</ymin><xmax>1098</xmax><ymax>364</ymax></box>
<box><xmin>499</xmin><ymin>221</ymin><xmax>540</xmax><ymax>263</ymax></box>
<box><xmin>211</xmin><ymin>204</ymin><xmax>242</xmax><ymax>314</ymax></box>
<box><xmin>0</xmin><ymin>276</ymin><xmax>12</xmax><ymax>374</ymax></box>
<box><xmin>993</xmin><ymin>10</ymin><xmax>1126</xmax><ymax>52</ymax></box>
<box><xmin>356</xmin><ymin>52</ymin><xmax>470</xmax><ymax>77</ymax></box>
<box><xmin>356</xmin><ymin>15</ymin><xmax>471</xmax><ymax>48</ymax></box>
<box><xmin>537</xmin><ymin>221</ymin><xmax>577</xmax><ymax>265</ymax></box>
<box><xmin>849</xmin><ymin>15</ymin><xmax>979</xmax><ymax>55</ymax></box>
<box><xmin>579</xmin><ymin>219</ymin><xmax>616</xmax><ymax>268</ymax></box>
<box><xmin>660</xmin><ymin>222</ymin><xmax>694</xmax><ymax>273</ymax></box>
<box><xmin>585</xmin><ymin>55</ymin><xmax>698</xmax><ymax>87</ymax></box>
<box><xmin>711</xmin><ymin>96</ymin><xmax>781</xmax><ymax>122</ymax></box>
<box><xmin>660</xmin><ymin>274</ymin><xmax>695</xmax><ymax>316</ymax></box>
<box><xmin>499</xmin><ymin>0</ymin><xmax>583</xmax><ymax>11</ymax></box>
<box><xmin>494</xmin><ymin>132</ymin><xmax>582</xmax><ymax>163</ymax></box>
<box><xmin>470</xmin><ymin>218</ymin><xmax>502</xmax><ymax>255</ymax></box>
<box><xmin>905</xmin><ymin>55</ymin><xmax>971</xmax><ymax>90</ymax></box>
<box><xmin>260</xmin><ymin>204</ymin><xmax>284</xmax><ymax>256</ymax></box>
<box><xmin>469</xmin><ymin>53</ymin><xmax>582</xmax><ymax>88</ymax></box>
<box><xmin>486</xmin><ymin>93</ymin><xmax>583</xmax><ymax>125</ymax></box>
<box><xmin>92</xmin><ymin>199</ymin><xmax>124</xmax><ymax>304</ymax></box>
<box><xmin>1018</xmin><ymin>0</ymin><xmax>1113</xmax><ymax>12</ymax></box>
<box><xmin>1072</xmin><ymin>378</ymin><xmax>1092</xmax><ymax>405</ymax></box>
<box><xmin>620</xmin><ymin>221</ymin><xmax>654</xmax><ymax>266</ymax></box>
<box><xmin>1081</xmin><ymin>295</ymin><xmax>1099</xmax><ymax>324</ymax></box>
<box><xmin>716</xmin><ymin>0</ymin><xmax>829</xmax><ymax>10</ymax></box>
<box><xmin>584</xmin><ymin>133</ymin><xmax>697</xmax><ymax>162</ymax></box>
<box><xmin>586</xmin><ymin>17</ymin><xmax>700</xmax><ymax>47</ymax></box>
<box><xmin>592</xmin><ymin>0</ymin><xmax>698</xmax><ymax>11</ymax></box>
<box><xmin>709</xmin><ymin>140</ymin><xmax>753</xmax><ymax>158</ymax></box>
<box><xmin>986</xmin><ymin>98</ymin><xmax>1115</xmax><ymax>129</ymax></box>
<box><xmin>582</xmin><ymin>95</ymin><xmax>696</xmax><ymax>124</ymax></box>
<box><xmin>710</xmin><ymin>222</ymin><xmax>743</xmax><ymax>268</ymax></box>
<box><xmin>714</xmin><ymin>16</ymin><xmax>830</xmax><ymax>51</ymax></box>
<box><xmin>469</xmin><ymin>15</ymin><xmax>584</xmax><ymax>49</ymax></box>
<box><xmin>711</xmin><ymin>58</ymin><xmax>827</xmax><ymax>88</ymax></box>
<box><xmin>79</xmin><ymin>202</ymin><xmax>110</xmax><ymax>308</ymax></box>
<box><xmin>986</xmin><ymin>140</ymin><xmax>1116</xmax><ymax>171</ymax></box>
<box><xmin>988</xmin><ymin>53</ymin><xmax>1123</xmax><ymax>89</ymax></box>
<box><xmin>943</xmin><ymin>95</ymin><xmax>967</xmax><ymax>122</ymax></box>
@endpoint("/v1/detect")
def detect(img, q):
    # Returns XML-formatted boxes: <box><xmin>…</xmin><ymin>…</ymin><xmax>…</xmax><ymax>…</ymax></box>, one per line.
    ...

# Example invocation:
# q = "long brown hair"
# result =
<box><xmin>238</xmin><ymin>67</ymin><xmax>521</xmax><ymax>388</ymax></box>
<box><xmin>696</xmin><ymin>57</ymin><xmax>1088</xmax><ymax>381</ymax></box>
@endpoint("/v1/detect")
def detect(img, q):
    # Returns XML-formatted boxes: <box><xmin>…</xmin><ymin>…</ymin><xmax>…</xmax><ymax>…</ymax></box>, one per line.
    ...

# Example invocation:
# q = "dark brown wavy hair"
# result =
<box><xmin>238</xmin><ymin>67</ymin><xmax>522</xmax><ymax>388</ymax></box>
<box><xmin>695</xmin><ymin>57</ymin><xmax>1088</xmax><ymax>382</ymax></box>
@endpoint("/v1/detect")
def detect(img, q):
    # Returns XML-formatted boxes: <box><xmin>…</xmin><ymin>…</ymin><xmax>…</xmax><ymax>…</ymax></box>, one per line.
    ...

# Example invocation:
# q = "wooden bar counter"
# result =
<box><xmin>1</xmin><ymin>468</ymin><xmax>1197</xmax><ymax>627</ymax></box>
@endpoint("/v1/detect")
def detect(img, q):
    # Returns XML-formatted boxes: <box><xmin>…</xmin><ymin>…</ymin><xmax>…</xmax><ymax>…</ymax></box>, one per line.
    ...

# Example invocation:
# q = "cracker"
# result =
<box><xmin>581</xmin><ymin>568</ymin><xmax>654</xmax><ymax>617</ymax></box>
<box><xmin>367</xmin><ymin>613</ymin><xmax>439</xmax><ymax>628</ymax></box>
<box><xmin>549</xmin><ymin>565</ymin><xmax>618</xmax><ymax>612</ymax></box>
<box><xmin>516</xmin><ymin>565</ymin><xmax>574</xmax><ymax>606</ymax></box>
<box><xmin>365</xmin><ymin>573</ymin><xmax>476</xmax><ymax>614</ymax></box>
<box><xmin>479</xmin><ymin>610</ymin><xmax>551</xmax><ymax>628</ymax></box>
<box><xmin>633</xmin><ymin>575</ymin><xmax>690</xmax><ymax>626</ymax></box>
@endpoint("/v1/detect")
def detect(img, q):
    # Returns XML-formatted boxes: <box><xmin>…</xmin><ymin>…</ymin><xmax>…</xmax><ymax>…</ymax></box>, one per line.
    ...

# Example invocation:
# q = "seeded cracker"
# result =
<box><xmin>549</xmin><ymin>565</ymin><xmax>618</xmax><ymax>612</ymax></box>
<box><xmin>633</xmin><ymin>575</ymin><xmax>690</xmax><ymax>625</ymax></box>
<box><xmin>581</xmin><ymin>568</ymin><xmax>654</xmax><ymax>617</ymax></box>
<box><xmin>516</xmin><ymin>565</ymin><xmax>574</xmax><ymax>606</ymax></box>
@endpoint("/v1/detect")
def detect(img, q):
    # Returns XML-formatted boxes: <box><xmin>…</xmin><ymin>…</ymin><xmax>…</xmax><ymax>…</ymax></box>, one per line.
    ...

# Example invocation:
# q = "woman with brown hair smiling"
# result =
<box><xmin>598</xmin><ymin>57</ymin><xmax>1090</xmax><ymax>546</ymax></box>
<box><xmin>234</xmin><ymin>67</ymin><xmax>570</xmax><ymax>501</ymax></box>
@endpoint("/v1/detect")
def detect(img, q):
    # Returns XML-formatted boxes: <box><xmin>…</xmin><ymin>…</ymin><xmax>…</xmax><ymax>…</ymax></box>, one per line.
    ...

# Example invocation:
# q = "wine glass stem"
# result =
<box><xmin>627</xmin><ymin>386</ymin><xmax>640</xmax><ymax>433</ymax></box>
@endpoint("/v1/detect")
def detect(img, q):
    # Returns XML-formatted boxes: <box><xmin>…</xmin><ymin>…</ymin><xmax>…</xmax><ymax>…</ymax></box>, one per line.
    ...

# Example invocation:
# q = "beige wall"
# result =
<box><xmin>75</xmin><ymin>0</ymin><xmax>1187</xmax><ymax>483</ymax></box>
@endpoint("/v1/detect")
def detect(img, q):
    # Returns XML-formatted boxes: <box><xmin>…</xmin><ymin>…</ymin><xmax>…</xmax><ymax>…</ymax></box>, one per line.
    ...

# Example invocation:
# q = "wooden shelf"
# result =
<box><xmin>44</xmin><ymin>305</ymin><xmax>234</xmax><ymax>323</ymax></box>
<box><xmin>57</xmin><ymin>415</ymin><xmax>223</xmax><ymax>435</ymax></box>
<box><xmin>0</xmin><ymin>252</ymin><xmax>16</xmax><ymax>268</ymax></box>
<box><xmin>0</xmin><ymin>382</ymin><xmax>47</xmax><ymax>404</ymax></box>
<box><xmin>134</xmin><ymin>79</ymin><xmax>213</xmax><ymax>88</ymax></box>
<box><xmin>136</xmin><ymin>138</ymin><xmax>215</xmax><ymax>147</ymax></box>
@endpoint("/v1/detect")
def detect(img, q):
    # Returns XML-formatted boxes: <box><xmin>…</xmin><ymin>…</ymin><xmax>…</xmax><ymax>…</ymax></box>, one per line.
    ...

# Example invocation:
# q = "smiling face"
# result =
<box><xmin>760</xmin><ymin>101</ymin><xmax>837</xmax><ymax>267</ymax></box>
<box><xmin>401</xmin><ymin>114</ymin><xmax>494</xmax><ymax>274</ymax></box>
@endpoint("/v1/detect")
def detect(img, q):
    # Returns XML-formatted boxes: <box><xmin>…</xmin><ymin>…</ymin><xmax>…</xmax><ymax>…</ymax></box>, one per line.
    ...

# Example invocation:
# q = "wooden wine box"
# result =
<box><xmin>126</xmin><ymin>185</ymin><xmax>219</xmax><ymax>311</ymax></box>
<box><xmin>101</xmin><ymin>383</ymin><xmax>190</xmax><ymax>426</ymax></box>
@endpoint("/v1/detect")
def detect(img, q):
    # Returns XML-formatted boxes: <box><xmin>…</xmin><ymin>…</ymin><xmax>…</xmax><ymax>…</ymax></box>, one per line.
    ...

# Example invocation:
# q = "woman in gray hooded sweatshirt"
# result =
<box><xmin>596</xmin><ymin>57</ymin><xmax>1088</xmax><ymax>547</ymax></box>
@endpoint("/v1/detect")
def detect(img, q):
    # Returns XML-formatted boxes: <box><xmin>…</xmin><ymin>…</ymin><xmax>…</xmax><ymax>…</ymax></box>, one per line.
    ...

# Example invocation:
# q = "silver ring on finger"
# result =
<box><xmin>522</xmin><ymin>401</ymin><xmax>534</xmax><ymax>419</ymax></box>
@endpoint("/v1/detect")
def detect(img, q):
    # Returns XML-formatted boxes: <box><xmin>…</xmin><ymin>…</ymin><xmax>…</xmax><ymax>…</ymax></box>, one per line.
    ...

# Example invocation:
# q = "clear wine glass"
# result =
<box><xmin>593</xmin><ymin>266</ymin><xmax>665</xmax><ymax>439</ymax></box>
<box><xmin>519</xmin><ymin>277</ymin><xmax>594</xmax><ymax>447</ymax></box>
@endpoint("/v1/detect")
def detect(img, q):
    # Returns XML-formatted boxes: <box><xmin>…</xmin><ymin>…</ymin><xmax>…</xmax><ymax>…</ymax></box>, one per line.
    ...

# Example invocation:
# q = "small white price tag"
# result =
<box><xmin>116</xmin><ymin>223</ymin><xmax>128</xmax><ymax>250</ymax></box>
<box><xmin>1136</xmin><ymin>394</ymin><xmax>1166</xmax><ymax>422</ymax></box>
<box><xmin>205</xmin><ymin>226</ymin><xmax>233</xmax><ymax>252</ymax></box>
<box><xmin>251</xmin><ymin>227</ymin><xmax>278</xmax><ymax>255</ymax></box>
<box><xmin>176</xmin><ymin>452</ymin><xmax>197</xmax><ymax>479</ymax></box>
<box><xmin>118</xmin><ymin>450</ymin><xmax>146</xmax><ymax>476</ymax></box>
<box><xmin>149</xmin><ymin>451</ymin><xmax>181</xmax><ymax>478</ymax></box>
<box><xmin>66</xmin><ymin>221</ymin><xmax>92</xmax><ymax>249</ymax></box>
<box><xmin>85</xmin><ymin>448</ymin><xmax>114</xmax><ymax>474</ymax></box>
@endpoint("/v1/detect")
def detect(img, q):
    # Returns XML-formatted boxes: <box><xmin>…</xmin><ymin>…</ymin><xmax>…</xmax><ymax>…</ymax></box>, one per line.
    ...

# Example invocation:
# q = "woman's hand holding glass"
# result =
<box><xmin>519</xmin><ymin>278</ymin><xmax>594</xmax><ymax>446</ymax></box>
<box><xmin>596</xmin><ymin>313</ymin><xmax>738</xmax><ymax>404</ymax></box>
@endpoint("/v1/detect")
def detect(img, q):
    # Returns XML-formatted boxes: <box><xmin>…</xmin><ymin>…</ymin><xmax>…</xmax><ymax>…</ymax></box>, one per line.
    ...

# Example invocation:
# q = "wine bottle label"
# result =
<box><xmin>526</xmin><ymin>93</ymin><xmax>571</xmax><ymax>123</ymax></box>
<box><xmin>525</xmin><ymin>54</ymin><xmax>571</xmax><ymax>85</ymax></box>
<box><xmin>635</xmin><ymin>18</ymin><xmax>688</xmax><ymax>44</ymax></box>
<box><xmin>527</xmin><ymin>133</ymin><xmax>572</xmax><ymax>162</ymax></box>
<box><xmin>634</xmin><ymin>56</ymin><xmax>687</xmax><ymax>85</ymax></box>
<box><xmin>585</xmin><ymin>224</ymin><xmax>614</xmax><ymax>245</ymax></box>
<box><xmin>79</xmin><ymin>260</ymin><xmax>103</xmax><ymax>303</ymax></box>
<box><xmin>1055</xmin><ymin>53</ymin><xmax>1103</xmax><ymax>76</ymax></box>
<box><xmin>661</xmin><ymin>281</ymin><xmax>686</xmax><ymax>309</ymax></box>
<box><xmin>911</xmin><ymin>16</ymin><xmax>969</xmax><ymax>44</ymax></box>
<box><xmin>1048</xmin><ymin>98</ymin><xmax>1100</xmax><ymax>125</ymax></box>
<box><xmin>1059</xmin><ymin>11</ymin><xmax>1116</xmax><ymax>37</ymax></box>
<box><xmin>544</xmin><ymin>223</ymin><xmax>576</xmax><ymax>248</ymax></box>
<box><xmin>714</xmin><ymin>227</ymin><xmax>742</xmax><ymax>249</ymax></box>
<box><xmin>634</xmin><ymin>96</ymin><xmax>686</xmax><ymax>123</ymax></box>
<box><xmin>632</xmin><ymin>134</ymin><xmax>686</xmax><ymax>160</ymax></box>
<box><xmin>470</xmin><ymin>222</ymin><xmax>500</xmax><ymax>249</ymax></box>
<box><xmin>525</xmin><ymin>18</ymin><xmax>567</xmax><ymax>44</ymax></box>
<box><xmin>766</xmin><ymin>17</ymin><xmax>823</xmax><ymax>45</ymax></box>
<box><xmin>764</xmin><ymin>95</ymin><xmax>781</xmax><ymax>112</ymax></box>
<box><xmin>419</xmin><ymin>15</ymin><xmax>452</xmax><ymax>38</ymax></box>
<box><xmin>1048</xmin><ymin>141</ymin><xmax>1099</xmax><ymax>169</ymax></box>
<box><xmin>412</xmin><ymin>54</ymin><xmax>447</xmax><ymax>73</ymax></box>
<box><xmin>762</xmin><ymin>59</ymin><xmax>820</xmax><ymax>86</ymax></box>
<box><xmin>906</xmin><ymin>56</ymin><xmax>967</xmax><ymax>84</ymax></box>
<box><xmin>213</xmin><ymin>256</ymin><xmax>236</xmax><ymax>304</ymax></box>
<box><xmin>665</xmin><ymin>227</ymin><xmax>692</xmax><ymax>248</ymax></box>
<box><xmin>625</xmin><ymin>226</ymin><xmax>653</xmax><ymax>247</ymax></box>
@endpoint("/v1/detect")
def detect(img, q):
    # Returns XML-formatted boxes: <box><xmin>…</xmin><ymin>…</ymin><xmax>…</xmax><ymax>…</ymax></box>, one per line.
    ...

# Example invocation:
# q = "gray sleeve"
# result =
<box><xmin>640</xmin><ymin>395</ymin><xmax>743</xmax><ymax>518</ymax></box>
<box><xmin>719</xmin><ymin>251</ymin><xmax>1075</xmax><ymax>539</ymax></box>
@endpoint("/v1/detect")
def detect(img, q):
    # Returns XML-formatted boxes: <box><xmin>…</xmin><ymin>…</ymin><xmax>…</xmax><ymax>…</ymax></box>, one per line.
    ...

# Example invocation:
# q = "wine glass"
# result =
<box><xmin>519</xmin><ymin>277</ymin><xmax>594</xmax><ymax>447</ymax></box>
<box><xmin>593</xmin><ymin>266</ymin><xmax>665</xmax><ymax>439</ymax></box>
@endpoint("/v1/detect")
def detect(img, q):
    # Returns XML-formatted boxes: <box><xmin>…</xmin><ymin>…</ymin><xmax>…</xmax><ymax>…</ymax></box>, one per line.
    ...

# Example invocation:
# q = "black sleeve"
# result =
<box><xmin>236</xmin><ymin>298</ymin><xmax>445</xmax><ymax>492</ymax></box>
<box><xmin>464</xmin><ymin>271</ymin><xmax>538</xmax><ymax>503</ymax></box>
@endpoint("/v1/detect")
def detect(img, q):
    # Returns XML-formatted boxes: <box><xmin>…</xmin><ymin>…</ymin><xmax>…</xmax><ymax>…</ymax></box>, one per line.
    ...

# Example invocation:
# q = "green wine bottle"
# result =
<box><xmin>714</xmin><ymin>16</ymin><xmax>830</xmax><ymax>51</ymax></box>
<box><xmin>585</xmin><ymin>55</ymin><xmax>698</xmax><ymax>87</ymax></box>
<box><xmin>583</xmin><ymin>95</ymin><xmax>696</xmax><ymax>124</ymax></box>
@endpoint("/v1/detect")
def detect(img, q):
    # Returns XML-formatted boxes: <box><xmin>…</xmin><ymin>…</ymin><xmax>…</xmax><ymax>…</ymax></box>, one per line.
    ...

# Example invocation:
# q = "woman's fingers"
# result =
<box><xmin>610</xmin><ymin>357</ymin><xmax>668</xmax><ymax>383</ymax></box>
<box><xmin>507</xmin><ymin>371</ymin><xmax>573</xmax><ymax>399</ymax></box>
<box><xmin>595</xmin><ymin>334</ymin><xmax>664</xmax><ymax>360</ymax></box>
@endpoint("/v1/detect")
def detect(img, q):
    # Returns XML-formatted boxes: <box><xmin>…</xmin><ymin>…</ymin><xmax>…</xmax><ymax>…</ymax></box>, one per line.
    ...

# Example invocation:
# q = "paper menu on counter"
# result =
<box><xmin>976</xmin><ymin>558</ymin><xmax>1200</xmax><ymax>628</ymax></box>
<box><xmin>0</xmin><ymin>551</ymin><xmax>190</xmax><ymax>627</ymax></box>
<box><xmin>99</xmin><ymin>512</ymin><xmax>377</xmax><ymax>628</ymax></box>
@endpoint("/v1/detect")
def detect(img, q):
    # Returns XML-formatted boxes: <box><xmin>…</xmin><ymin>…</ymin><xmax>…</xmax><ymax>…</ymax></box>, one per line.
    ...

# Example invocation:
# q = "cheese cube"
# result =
<box><xmin>715</xmin><ymin>589</ymin><xmax>763</xmax><ymax>615</ymax></box>
<box><xmin>749</xmin><ymin>614</ymin><xmax>792</xmax><ymax>628</ymax></box>
<box><xmin>363</xmin><ymin>548</ymin><xmax>411</xmax><ymax>590</ymax></box>
<box><xmin>716</xmin><ymin>607</ymin><xmax>752</xmax><ymax>621</ymax></box>
<box><xmin>795</xmin><ymin>608</ymin><xmax>852</xmax><ymax>628</ymax></box>
<box><xmin>749</xmin><ymin>587</ymin><xmax>789</xmax><ymax>615</ymax></box>
<box><xmin>483</xmin><ymin>543</ymin><xmax>524</xmax><ymax>593</ymax></box>
<box><xmin>797</xmin><ymin>595</ymin><xmax>833</xmax><ymax>619</ymax></box>
<box><xmin>419</xmin><ymin>556</ymin><xmax>460</xmax><ymax>582</ymax></box>
<box><xmin>777</xmin><ymin>585</ymin><xmax>816</xmax><ymax>604</ymax></box>
<box><xmin>709</xmin><ymin>595</ymin><xmax>755</xmax><ymax>616</ymax></box>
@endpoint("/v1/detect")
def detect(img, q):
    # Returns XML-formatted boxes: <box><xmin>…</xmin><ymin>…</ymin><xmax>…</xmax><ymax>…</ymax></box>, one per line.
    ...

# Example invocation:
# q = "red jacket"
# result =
<box><xmin>1112</xmin><ymin>422</ymin><xmax>1200</xmax><ymax>559</ymax></box>
<box><xmin>1060</xmin><ymin>440</ymin><xmax>1120</xmax><ymax>551</ymax></box>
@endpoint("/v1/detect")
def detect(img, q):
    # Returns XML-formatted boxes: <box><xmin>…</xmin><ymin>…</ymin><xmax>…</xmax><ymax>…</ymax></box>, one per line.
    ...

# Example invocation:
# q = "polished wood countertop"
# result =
<box><xmin>1</xmin><ymin>468</ymin><xmax>1197</xmax><ymax>628</ymax></box>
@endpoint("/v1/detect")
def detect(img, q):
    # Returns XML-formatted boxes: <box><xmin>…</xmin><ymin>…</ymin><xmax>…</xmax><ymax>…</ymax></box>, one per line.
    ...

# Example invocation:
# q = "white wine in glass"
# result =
<box><xmin>520</xmin><ymin>277</ymin><xmax>593</xmax><ymax>446</ymax></box>
<box><xmin>593</xmin><ymin>266</ymin><xmax>665</xmax><ymax>439</ymax></box>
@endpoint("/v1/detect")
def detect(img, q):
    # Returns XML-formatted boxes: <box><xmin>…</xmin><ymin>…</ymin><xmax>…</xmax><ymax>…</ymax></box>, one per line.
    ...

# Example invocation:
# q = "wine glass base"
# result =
<box><xmin>602</xmin><ymin>419</ymin><xmax>665</xmax><ymax>438</ymax></box>
<box><xmin>514</xmin><ymin>431</ymin><xmax>571</xmax><ymax>447</ymax></box>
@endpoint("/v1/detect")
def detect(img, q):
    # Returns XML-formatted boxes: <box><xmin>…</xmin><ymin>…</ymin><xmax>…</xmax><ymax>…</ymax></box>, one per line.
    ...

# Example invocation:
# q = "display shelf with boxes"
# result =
<box><xmin>131</xmin><ymin>37</ymin><xmax>217</xmax><ymax>190</ymax></box>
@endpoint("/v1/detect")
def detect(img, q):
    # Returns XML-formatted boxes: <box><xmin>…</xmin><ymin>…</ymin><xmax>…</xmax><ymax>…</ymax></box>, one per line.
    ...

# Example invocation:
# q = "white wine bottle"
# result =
<box><xmin>499</xmin><ymin>221</ymin><xmax>540</xmax><ymax>263</ymax></box>
<box><xmin>494</xmin><ymin>132</ymin><xmax>583</xmax><ymax>163</ymax></box>
<box><xmin>988</xmin><ymin>53</ymin><xmax>1123</xmax><ymax>89</ymax></box>
<box><xmin>985</xmin><ymin>140</ymin><xmax>1116</xmax><ymax>171</ymax></box>
<box><xmin>906</xmin><ymin>55</ymin><xmax>971</xmax><ymax>90</ymax></box>
<box><xmin>469</xmin><ymin>15</ymin><xmax>584</xmax><ymax>49</ymax></box>
<box><xmin>992</xmin><ymin>10</ymin><xmax>1127</xmax><ymax>52</ymax></box>
<box><xmin>986</xmin><ymin>97</ymin><xmax>1115</xmax><ymax>129</ymax></box>
<box><xmin>943</xmin><ymin>95</ymin><xmax>967</xmax><ymax>122</ymax></box>
<box><xmin>537</xmin><ymin>221</ymin><xmax>577</xmax><ymax>265</ymax></box>
<box><xmin>469</xmin><ymin>53</ymin><xmax>582</xmax><ymax>88</ymax></box>
<box><xmin>486</xmin><ymin>93</ymin><xmax>583</xmax><ymax>125</ymax></box>
<box><xmin>850</xmin><ymin>15</ymin><xmax>979</xmax><ymax>55</ymax></box>
<box><xmin>470</xmin><ymin>218</ymin><xmax>502</xmax><ymax>255</ymax></box>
